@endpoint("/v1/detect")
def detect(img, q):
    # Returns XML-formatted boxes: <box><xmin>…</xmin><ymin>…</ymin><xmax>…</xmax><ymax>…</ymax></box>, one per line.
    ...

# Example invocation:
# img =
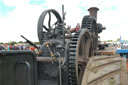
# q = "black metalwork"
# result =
<box><xmin>25</xmin><ymin>6</ymin><xmax>105</xmax><ymax>85</ymax></box>
<box><xmin>21</xmin><ymin>35</ymin><xmax>39</xmax><ymax>49</ymax></box>
<box><xmin>0</xmin><ymin>6</ymin><xmax>106</xmax><ymax>85</ymax></box>
<box><xmin>36</xmin><ymin>6</ymin><xmax>106</xmax><ymax>84</ymax></box>
<box><xmin>81</xmin><ymin>15</ymin><xmax>98</xmax><ymax>50</ymax></box>
<box><xmin>37</xmin><ymin>9</ymin><xmax>63</xmax><ymax>45</ymax></box>
<box><xmin>0</xmin><ymin>51</ymin><xmax>37</xmax><ymax>85</ymax></box>
<box><xmin>68</xmin><ymin>29</ymin><xmax>92</xmax><ymax>85</ymax></box>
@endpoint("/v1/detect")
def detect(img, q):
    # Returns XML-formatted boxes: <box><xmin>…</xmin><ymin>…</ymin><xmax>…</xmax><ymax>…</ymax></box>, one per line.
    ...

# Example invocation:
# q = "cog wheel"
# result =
<box><xmin>68</xmin><ymin>29</ymin><xmax>92</xmax><ymax>85</ymax></box>
<box><xmin>81</xmin><ymin>16</ymin><xmax>98</xmax><ymax>50</ymax></box>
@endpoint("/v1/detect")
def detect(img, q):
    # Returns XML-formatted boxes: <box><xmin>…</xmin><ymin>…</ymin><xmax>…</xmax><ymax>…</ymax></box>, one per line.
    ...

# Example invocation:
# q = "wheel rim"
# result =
<box><xmin>37</xmin><ymin>9</ymin><xmax>62</xmax><ymax>45</ymax></box>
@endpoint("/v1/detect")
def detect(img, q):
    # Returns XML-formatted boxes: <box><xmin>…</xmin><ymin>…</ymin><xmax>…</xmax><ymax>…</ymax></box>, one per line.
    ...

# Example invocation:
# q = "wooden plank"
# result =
<box><xmin>95</xmin><ymin>50</ymin><xmax>116</xmax><ymax>55</ymax></box>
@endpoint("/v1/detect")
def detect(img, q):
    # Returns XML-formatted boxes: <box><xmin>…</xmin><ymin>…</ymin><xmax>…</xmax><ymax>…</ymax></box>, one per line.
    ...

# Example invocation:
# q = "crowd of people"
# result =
<box><xmin>99</xmin><ymin>43</ymin><xmax>128</xmax><ymax>50</ymax></box>
<box><xmin>0</xmin><ymin>43</ymin><xmax>39</xmax><ymax>54</ymax></box>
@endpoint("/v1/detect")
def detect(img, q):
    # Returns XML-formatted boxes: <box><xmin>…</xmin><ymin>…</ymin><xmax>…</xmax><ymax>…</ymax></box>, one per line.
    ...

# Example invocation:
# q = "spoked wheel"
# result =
<box><xmin>37</xmin><ymin>9</ymin><xmax>62</xmax><ymax>45</ymax></box>
<box><xmin>68</xmin><ymin>29</ymin><xmax>93</xmax><ymax>85</ymax></box>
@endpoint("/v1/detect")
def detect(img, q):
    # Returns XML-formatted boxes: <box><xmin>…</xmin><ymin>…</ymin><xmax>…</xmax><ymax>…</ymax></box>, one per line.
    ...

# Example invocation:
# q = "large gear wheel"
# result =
<box><xmin>68</xmin><ymin>29</ymin><xmax>93</xmax><ymax>85</ymax></box>
<box><xmin>81</xmin><ymin>16</ymin><xmax>98</xmax><ymax>50</ymax></box>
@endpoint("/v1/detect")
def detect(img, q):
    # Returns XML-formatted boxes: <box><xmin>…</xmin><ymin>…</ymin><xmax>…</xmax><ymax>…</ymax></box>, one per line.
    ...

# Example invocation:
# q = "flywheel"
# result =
<box><xmin>37</xmin><ymin>9</ymin><xmax>63</xmax><ymax>45</ymax></box>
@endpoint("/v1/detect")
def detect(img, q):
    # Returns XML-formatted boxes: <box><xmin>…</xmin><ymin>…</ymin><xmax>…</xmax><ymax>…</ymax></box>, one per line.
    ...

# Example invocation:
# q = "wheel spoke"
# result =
<box><xmin>48</xmin><ymin>12</ymin><xmax>51</xmax><ymax>29</ymax></box>
<box><xmin>54</xmin><ymin>20</ymin><xmax>58</xmax><ymax>25</ymax></box>
<box><xmin>43</xmin><ymin>25</ymin><xmax>49</xmax><ymax>32</ymax></box>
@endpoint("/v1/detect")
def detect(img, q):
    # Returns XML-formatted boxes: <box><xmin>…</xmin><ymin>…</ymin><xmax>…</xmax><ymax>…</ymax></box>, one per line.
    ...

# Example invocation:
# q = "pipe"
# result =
<box><xmin>88</xmin><ymin>7</ymin><xmax>99</xmax><ymax>21</ymax></box>
<box><xmin>37</xmin><ymin>57</ymin><xmax>64</xmax><ymax>63</ymax></box>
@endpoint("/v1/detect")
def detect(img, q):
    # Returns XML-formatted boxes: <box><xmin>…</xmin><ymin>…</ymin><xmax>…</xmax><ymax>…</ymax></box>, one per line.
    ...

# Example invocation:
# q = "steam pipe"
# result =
<box><xmin>88</xmin><ymin>7</ymin><xmax>99</xmax><ymax>21</ymax></box>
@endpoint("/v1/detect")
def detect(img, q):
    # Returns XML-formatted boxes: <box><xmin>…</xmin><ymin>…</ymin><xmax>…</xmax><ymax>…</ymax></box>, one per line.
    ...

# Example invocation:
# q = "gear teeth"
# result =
<box><xmin>68</xmin><ymin>65</ymin><xmax>75</xmax><ymax>68</ymax></box>
<box><xmin>70</xmin><ymin>45</ymin><xmax>77</xmax><ymax>48</ymax></box>
<box><xmin>69</xmin><ymin>69</ymin><xmax>76</xmax><ymax>72</ymax></box>
<box><xmin>68</xmin><ymin>31</ymin><xmax>80</xmax><ymax>85</ymax></box>
<box><xmin>70</xmin><ymin>48</ymin><xmax>76</xmax><ymax>52</ymax></box>
<box><xmin>69</xmin><ymin>60</ymin><xmax>75</xmax><ymax>63</ymax></box>
<box><xmin>69</xmin><ymin>52</ymin><xmax>76</xmax><ymax>56</ymax></box>
<box><xmin>81</xmin><ymin>16</ymin><xmax>93</xmax><ymax>30</ymax></box>
<box><xmin>69</xmin><ymin>78</ymin><xmax>76</xmax><ymax>81</ymax></box>
<box><xmin>68</xmin><ymin>16</ymin><xmax>93</xmax><ymax>85</ymax></box>
<box><xmin>72</xmin><ymin>38</ymin><xmax>78</xmax><ymax>41</ymax></box>
<box><xmin>69</xmin><ymin>82</ymin><xmax>77</xmax><ymax>85</ymax></box>
<box><xmin>69</xmin><ymin>56</ymin><xmax>75</xmax><ymax>60</ymax></box>
<box><xmin>71</xmin><ymin>41</ymin><xmax>77</xmax><ymax>44</ymax></box>
<box><xmin>73</xmin><ymin>35</ymin><xmax>79</xmax><ymax>38</ymax></box>
<box><xmin>69</xmin><ymin>77</ymin><xmax>77</xmax><ymax>80</ymax></box>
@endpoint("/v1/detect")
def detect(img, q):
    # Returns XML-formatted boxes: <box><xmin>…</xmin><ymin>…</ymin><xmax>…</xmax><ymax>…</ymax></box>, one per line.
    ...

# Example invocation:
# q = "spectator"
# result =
<box><xmin>9</xmin><ymin>45</ymin><xmax>13</xmax><ymax>50</ymax></box>
<box><xmin>0</xmin><ymin>46</ymin><xmax>4</xmax><ymax>50</ymax></box>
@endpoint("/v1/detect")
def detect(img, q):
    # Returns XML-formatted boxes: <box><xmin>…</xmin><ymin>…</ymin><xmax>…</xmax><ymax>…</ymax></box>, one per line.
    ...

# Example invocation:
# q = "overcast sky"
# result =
<box><xmin>0</xmin><ymin>0</ymin><xmax>128</xmax><ymax>42</ymax></box>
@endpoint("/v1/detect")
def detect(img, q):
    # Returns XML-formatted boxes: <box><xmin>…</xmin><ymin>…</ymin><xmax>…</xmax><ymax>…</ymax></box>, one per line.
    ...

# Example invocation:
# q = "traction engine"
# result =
<box><xmin>0</xmin><ymin>6</ymin><xmax>105</xmax><ymax>85</ymax></box>
<box><xmin>35</xmin><ymin>6</ymin><xmax>105</xmax><ymax>85</ymax></box>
